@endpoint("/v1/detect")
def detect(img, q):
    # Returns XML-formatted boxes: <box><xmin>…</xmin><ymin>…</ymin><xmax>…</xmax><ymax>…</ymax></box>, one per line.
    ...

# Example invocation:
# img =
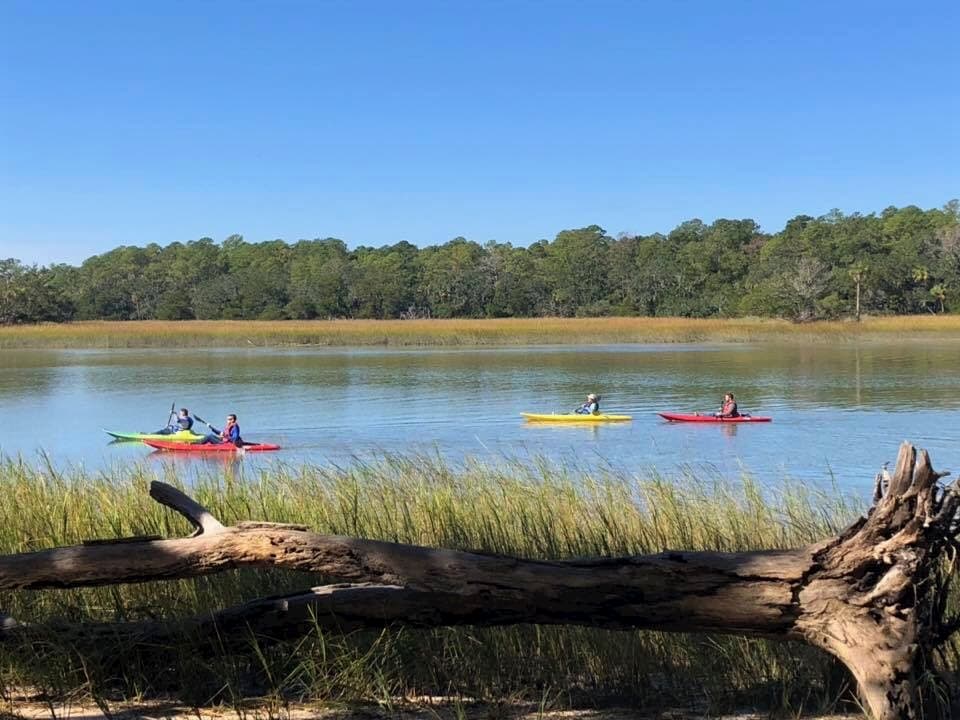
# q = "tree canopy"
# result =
<box><xmin>2</xmin><ymin>201</ymin><xmax>958</xmax><ymax>324</ymax></box>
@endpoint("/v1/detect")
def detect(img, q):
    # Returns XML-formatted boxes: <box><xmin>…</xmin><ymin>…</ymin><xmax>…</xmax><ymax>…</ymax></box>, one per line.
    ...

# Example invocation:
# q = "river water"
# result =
<box><xmin>1</xmin><ymin>343</ymin><xmax>958</xmax><ymax>493</ymax></box>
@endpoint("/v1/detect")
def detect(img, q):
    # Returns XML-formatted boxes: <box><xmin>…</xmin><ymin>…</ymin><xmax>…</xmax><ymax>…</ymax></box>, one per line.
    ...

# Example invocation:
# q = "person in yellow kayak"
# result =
<box><xmin>156</xmin><ymin>408</ymin><xmax>194</xmax><ymax>434</ymax></box>
<box><xmin>574</xmin><ymin>393</ymin><xmax>601</xmax><ymax>415</ymax></box>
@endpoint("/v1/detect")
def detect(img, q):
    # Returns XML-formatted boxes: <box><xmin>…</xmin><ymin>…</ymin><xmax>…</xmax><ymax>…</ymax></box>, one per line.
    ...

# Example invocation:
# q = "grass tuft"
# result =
<box><xmin>0</xmin><ymin>454</ymin><xmax>863</xmax><ymax>714</ymax></box>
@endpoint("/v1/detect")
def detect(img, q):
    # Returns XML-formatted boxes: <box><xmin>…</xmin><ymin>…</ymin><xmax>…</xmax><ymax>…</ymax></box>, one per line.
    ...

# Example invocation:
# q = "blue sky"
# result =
<box><xmin>1</xmin><ymin>0</ymin><xmax>958</xmax><ymax>265</ymax></box>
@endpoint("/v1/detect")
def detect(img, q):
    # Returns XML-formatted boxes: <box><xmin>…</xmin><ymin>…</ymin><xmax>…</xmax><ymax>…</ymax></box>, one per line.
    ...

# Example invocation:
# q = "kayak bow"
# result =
<box><xmin>657</xmin><ymin>412</ymin><xmax>772</xmax><ymax>423</ymax></box>
<box><xmin>142</xmin><ymin>439</ymin><xmax>281</xmax><ymax>452</ymax></box>
<box><xmin>522</xmin><ymin>412</ymin><xmax>632</xmax><ymax>423</ymax></box>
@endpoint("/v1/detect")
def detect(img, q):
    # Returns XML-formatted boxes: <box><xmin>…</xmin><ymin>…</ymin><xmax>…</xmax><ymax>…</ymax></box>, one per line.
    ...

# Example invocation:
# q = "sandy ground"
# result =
<box><xmin>1</xmin><ymin>699</ymin><xmax>862</xmax><ymax>720</ymax></box>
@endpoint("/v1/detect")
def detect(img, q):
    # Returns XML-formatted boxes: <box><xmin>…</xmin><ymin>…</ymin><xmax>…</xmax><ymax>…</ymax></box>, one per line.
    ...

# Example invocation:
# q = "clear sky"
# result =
<box><xmin>1</xmin><ymin>0</ymin><xmax>958</xmax><ymax>265</ymax></box>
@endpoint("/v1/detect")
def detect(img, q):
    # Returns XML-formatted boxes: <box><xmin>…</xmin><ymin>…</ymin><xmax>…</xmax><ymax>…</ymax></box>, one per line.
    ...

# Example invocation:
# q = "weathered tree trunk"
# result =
<box><xmin>0</xmin><ymin>442</ymin><xmax>957</xmax><ymax>720</ymax></box>
<box><xmin>856</xmin><ymin>277</ymin><xmax>862</xmax><ymax>321</ymax></box>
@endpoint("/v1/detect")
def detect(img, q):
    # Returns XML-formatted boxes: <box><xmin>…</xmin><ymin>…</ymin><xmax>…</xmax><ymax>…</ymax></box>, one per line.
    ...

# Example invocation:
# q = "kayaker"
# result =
<box><xmin>575</xmin><ymin>393</ymin><xmax>601</xmax><ymax>415</ymax></box>
<box><xmin>202</xmin><ymin>413</ymin><xmax>242</xmax><ymax>446</ymax></box>
<box><xmin>715</xmin><ymin>393</ymin><xmax>740</xmax><ymax>418</ymax></box>
<box><xmin>157</xmin><ymin>408</ymin><xmax>194</xmax><ymax>434</ymax></box>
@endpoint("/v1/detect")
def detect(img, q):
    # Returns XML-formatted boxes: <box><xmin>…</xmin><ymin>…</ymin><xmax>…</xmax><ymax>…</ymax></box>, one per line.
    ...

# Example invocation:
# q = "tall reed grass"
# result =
<box><xmin>0</xmin><ymin>454</ymin><xmax>866</xmax><ymax>715</ymax></box>
<box><xmin>2</xmin><ymin>315</ymin><xmax>960</xmax><ymax>349</ymax></box>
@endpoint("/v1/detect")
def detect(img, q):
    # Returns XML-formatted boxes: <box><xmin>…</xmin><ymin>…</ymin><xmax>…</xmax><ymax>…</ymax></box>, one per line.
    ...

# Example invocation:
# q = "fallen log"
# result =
<box><xmin>0</xmin><ymin>442</ymin><xmax>958</xmax><ymax>720</ymax></box>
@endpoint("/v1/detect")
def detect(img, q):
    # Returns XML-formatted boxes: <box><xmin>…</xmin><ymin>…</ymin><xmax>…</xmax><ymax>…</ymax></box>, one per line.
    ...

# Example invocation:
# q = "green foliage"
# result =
<box><xmin>3</xmin><ymin>201</ymin><xmax>959</xmax><ymax>324</ymax></box>
<box><xmin>0</xmin><ymin>259</ymin><xmax>74</xmax><ymax>324</ymax></box>
<box><xmin>544</xmin><ymin>225</ymin><xmax>611</xmax><ymax>316</ymax></box>
<box><xmin>419</xmin><ymin>238</ymin><xmax>491</xmax><ymax>317</ymax></box>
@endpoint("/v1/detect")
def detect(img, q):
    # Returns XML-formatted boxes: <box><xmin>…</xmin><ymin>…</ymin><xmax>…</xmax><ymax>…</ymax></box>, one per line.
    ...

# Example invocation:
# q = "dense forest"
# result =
<box><xmin>2</xmin><ymin>201</ymin><xmax>959</xmax><ymax>324</ymax></box>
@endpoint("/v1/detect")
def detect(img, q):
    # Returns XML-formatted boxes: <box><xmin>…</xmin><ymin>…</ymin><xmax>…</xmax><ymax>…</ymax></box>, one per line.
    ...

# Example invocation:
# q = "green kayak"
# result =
<box><xmin>104</xmin><ymin>429</ymin><xmax>206</xmax><ymax>443</ymax></box>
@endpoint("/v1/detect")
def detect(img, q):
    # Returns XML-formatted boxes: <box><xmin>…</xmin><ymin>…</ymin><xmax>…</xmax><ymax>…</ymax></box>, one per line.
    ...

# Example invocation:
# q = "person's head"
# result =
<box><xmin>587</xmin><ymin>393</ymin><xmax>597</xmax><ymax>401</ymax></box>
<box><xmin>724</xmin><ymin>393</ymin><xmax>735</xmax><ymax>402</ymax></box>
<box><xmin>226</xmin><ymin>414</ymin><xmax>237</xmax><ymax>424</ymax></box>
<box><xmin>179</xmin><ymin>408</ymin><xmax>189</xmax><ymax>417</ymax></box>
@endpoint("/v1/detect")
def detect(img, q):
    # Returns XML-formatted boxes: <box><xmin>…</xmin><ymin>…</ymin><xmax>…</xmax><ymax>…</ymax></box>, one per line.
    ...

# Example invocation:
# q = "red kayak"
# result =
<box><xmin>658</xmin><ymin>412</ymin><xmax>772</xmax><ymax>423</ymax></box>
<box><xmin>143</xmin><ymin>439</ymin><xmax>281</xmax><ymax>452</ymax></box>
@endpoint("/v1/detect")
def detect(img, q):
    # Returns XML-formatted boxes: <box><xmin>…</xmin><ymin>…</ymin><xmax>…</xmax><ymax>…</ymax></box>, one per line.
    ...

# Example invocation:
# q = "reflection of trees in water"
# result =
<box><xmin>855</xmin><ymin>346</ymin><xmax>861</xmax><ymax>406</ymax></box>
<box><xmin>69</xmin><ymin>345</ymin><xmax>960</xmax><ymax>411</ymax></box>
<box><xmin>0</xmin><ymin>374</ymin><xmax>55</xmax><ymax>398</ymax></box>
<box><xmin>643</xmin><ymin>344</ymin><xmax>960</xmax><ymax>410</ymax></box>
<box><xmin>0</xmin><ymin>357</ymin><xmax>57</xmax><ymax>398</ymax></box>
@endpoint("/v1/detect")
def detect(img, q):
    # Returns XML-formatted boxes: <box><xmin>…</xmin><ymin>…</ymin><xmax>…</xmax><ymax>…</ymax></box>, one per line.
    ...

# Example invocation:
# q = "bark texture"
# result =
<box><xmin>0</xmin><ymin>442</ymin><xmax>957</xmax><ymax>720</ymax></box>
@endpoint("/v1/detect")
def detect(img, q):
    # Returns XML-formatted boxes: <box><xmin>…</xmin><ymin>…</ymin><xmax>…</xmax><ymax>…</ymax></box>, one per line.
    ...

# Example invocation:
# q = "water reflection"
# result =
<box><xmin>144</xmin><ymin>451</ymin><xmax>248</xmax><ymax>471</ymax></box>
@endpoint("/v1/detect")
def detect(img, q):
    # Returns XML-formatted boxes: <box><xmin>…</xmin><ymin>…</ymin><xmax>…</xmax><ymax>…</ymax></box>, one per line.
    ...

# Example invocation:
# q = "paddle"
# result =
<box><xmin>192</xmin><ymin>413</ymin><xmax>218</xmax><ymax>434</ymax></box>
<box><xmin>153</xmin><ymin>402</ymin><xmax>176</xmax><ymax>433</ymax></box>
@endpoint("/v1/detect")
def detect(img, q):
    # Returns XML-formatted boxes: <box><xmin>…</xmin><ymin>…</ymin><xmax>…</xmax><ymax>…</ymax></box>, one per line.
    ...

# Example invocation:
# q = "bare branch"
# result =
<box><xmin>149</xmin><ymin>481</ymin><xmax>225</xmax><ymax>536</ymax></box>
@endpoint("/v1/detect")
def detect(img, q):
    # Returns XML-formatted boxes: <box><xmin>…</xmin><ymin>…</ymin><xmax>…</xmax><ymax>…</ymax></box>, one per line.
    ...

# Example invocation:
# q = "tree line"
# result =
<box><xmin>2</xmin><ymin>201</ymin><xmax>958</xmax><ymax>324</ymax></box>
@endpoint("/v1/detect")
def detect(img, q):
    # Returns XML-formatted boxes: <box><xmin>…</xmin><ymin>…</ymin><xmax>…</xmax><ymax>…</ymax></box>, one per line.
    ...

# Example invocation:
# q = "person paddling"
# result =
<box><xmin>202</xmin><ymin>413</ymin><xmax>242</xmax><ymax>446</ymax></box>
<box><xmin>715</xmin><ymin>393</ymin><xmax>740</xmax><ymax>419</ymax></box>
<box><xmin>575</xmin><ymin>393</ymin><xmax>601</xmax><ymax>415</ymax></box>
<box><xmin>157</xmin><ymin>408</ymin><xmax>194</xmax><ymax>434</ymax></box>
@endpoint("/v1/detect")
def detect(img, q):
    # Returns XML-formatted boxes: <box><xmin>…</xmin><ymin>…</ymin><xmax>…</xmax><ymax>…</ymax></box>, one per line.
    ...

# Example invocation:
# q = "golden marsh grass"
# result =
<box><xmin>2</xmin><ymin>315</ymin><xmax>960</xmax><ymax>349</ymax></box>
<box><xmin>0</xmin><ymin>453</ymin><xmax>860</xmax><ymax>714</ymax></box>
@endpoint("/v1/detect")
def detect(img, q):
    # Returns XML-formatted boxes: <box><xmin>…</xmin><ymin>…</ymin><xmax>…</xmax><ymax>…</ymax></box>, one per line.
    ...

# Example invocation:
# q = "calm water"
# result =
<box><xmin>1</xmin><ymin>343</ymin><xmax>959</xmax><ymax>493</ymax></box>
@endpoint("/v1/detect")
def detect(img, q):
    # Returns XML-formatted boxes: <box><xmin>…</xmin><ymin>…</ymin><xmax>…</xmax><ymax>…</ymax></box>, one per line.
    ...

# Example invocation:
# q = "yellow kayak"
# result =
<box><xmin>521</xmin><ymin>412</ymin><xmax>632</xmax><ymax>423</ymax></box>
<box><xmin>104</xmin><ymin>429</ymin><xmax>206</xmax><ymax>442</ymax></box>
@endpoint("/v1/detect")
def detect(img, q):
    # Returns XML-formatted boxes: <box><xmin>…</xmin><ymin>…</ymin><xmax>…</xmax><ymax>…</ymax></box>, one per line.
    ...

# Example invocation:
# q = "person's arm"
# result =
<box><xmin>229</xmin><ymin>425</ymin><xmax>241</xmax><ymax>443</ymax></box>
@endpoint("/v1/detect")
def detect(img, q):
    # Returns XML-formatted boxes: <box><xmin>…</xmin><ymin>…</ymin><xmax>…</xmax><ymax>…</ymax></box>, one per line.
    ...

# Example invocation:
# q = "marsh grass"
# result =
<box><xmin>0</xmin><ymin>454</ymin><xmax>863</xmax><ymax>714</ymax></box>
<box><xmin>2</xmin><ymin>315</ymin><xmax>960</xmax><ymax>349</ymax></box>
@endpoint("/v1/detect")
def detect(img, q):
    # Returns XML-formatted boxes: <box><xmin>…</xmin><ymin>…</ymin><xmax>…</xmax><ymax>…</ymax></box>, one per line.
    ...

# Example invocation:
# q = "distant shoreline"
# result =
<box><xmin>2</xmin><ymin>315</ymin><xmax>959</xmax><ymax>349</ymax></box>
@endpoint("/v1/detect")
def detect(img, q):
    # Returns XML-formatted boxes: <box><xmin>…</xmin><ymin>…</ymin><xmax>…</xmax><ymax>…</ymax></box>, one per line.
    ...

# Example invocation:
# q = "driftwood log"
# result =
<box><xmin>1</xmin><ymin>441</ymin><xmax>958</xmax><ymax>720</ymax></box>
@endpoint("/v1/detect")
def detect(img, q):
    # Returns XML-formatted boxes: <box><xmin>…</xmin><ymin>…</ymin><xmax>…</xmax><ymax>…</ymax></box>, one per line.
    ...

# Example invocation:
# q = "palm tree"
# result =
<box><xmin>930</xmin><ymin>284</ymin><xmax>947</xmax><ymax>313</ymax></box>
<box><xmin>849</xmin><ymin>263</ymin><xmax>868</xmax><ymax>322</ymax></box>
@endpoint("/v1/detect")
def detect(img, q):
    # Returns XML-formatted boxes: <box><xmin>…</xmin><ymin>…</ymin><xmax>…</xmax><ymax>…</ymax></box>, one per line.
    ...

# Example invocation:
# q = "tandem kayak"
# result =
<box><xmin>105</xmin><ymin>429</ymin><xmax>206</xmax><ymax>443</ymax></box>
<box><xmin>658</xmin><ymin>412</ymin><xmax>772</xmax><ymax>423</ymax></box>
<box><xmin>522</xmin><ymin>413</ymin><xmax>632</xmax><ymax>423</ymax></box>
<box><xmin>143</xmin><ymin>439</ymin><xmax>281</xmax><ymax>452</ymax></box>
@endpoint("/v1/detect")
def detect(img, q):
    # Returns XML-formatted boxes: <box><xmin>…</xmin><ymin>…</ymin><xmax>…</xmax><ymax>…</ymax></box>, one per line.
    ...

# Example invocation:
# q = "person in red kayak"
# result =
<box><xmin>202</xmin><ymin>413</ymin><xmax>242</xmax><ymax>446</ymax></box>
<box><xmin>715</xmin><ymin>393</ymin><xmax>740</xmax><ymax>418</ymax></box>
<box><xmin>575</xmin><ymin>393</ymin><xmax>601</xmax><ymax>415</ymax></box>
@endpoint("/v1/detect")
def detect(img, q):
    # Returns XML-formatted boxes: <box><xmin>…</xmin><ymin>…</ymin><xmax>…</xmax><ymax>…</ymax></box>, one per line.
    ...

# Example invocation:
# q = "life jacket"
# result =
<box><xmin>177</xmin><ymin>416</ymin><xmax>194</xmax><ymax>431</ymax></box>
<box><xmin>222</xmin><ymin>421</ymin><xmax>242</xmax><ymax>445</ymax></box>
<box><xmin>721</xmin><ymin>401</ymin><xmax>739</xmax><ymax>417</ymax></box>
